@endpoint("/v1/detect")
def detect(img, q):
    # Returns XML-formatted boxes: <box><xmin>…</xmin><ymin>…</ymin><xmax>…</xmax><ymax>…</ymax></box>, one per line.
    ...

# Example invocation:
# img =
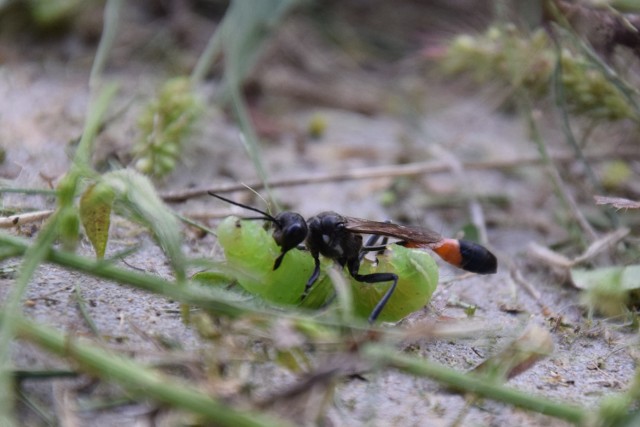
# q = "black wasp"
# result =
<box><xmin>209</xmin><ymin>192</ymin><xmax>497</xmax><ymax>323</ymax></box>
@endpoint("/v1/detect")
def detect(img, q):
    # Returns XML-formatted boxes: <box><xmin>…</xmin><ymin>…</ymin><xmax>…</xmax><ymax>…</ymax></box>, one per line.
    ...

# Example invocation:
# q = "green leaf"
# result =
<box><xmin>571</xmin><ymin>265</ymin><xmax>640</xmax><ymax>316</ymax></box>
<box><xmin>79</xmin><ymin>182</ymin><xmax>115</xmax><ymax>259</ymax></box>
<box><xmin>102</xmin><ymin>169</ymin><xmax>185</xmax><ymax>281</ymax></box>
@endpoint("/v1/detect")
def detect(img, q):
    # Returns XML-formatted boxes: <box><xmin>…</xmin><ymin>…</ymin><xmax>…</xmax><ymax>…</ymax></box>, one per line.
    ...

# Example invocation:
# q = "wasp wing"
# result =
<box><xmin>344</xmin><ymin>216</ymin><xmax>497</xmax><ymax>274</ymax></box>
<box><xmin>342</xmin><ymin>216</ymin><xmax>443</xmax><ymax>244</ymax></box>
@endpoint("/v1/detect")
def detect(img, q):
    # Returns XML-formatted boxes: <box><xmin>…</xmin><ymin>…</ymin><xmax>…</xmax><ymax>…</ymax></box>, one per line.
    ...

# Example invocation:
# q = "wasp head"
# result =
<box><xmin>271</xmin><ymin>211</ymin><xmax>308</xmax><ymax>270</ymax></box>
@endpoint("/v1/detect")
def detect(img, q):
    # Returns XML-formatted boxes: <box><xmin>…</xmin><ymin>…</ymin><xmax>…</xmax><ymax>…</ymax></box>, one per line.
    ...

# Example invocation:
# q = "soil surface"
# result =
<box><xmin>0</xmin><ymin>2</ymin><xmax>637</xmax><ymax>426</ymax></box>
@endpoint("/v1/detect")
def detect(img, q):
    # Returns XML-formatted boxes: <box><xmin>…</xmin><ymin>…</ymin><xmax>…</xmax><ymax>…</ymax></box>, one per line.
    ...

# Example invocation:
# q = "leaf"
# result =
<box><xmin>571</xmin><ymin>265</ymin><xmax>640</xmax><ymax>316</ymax></box>
<box><xmin>79</xmin><ymin>182</ymin><xmax>115</xmax><ymax>259</ymax></box>
<box><xmin>102</xmin><ymin>169</ymin><xmax>185</xmax><ymax>281</ymax></box>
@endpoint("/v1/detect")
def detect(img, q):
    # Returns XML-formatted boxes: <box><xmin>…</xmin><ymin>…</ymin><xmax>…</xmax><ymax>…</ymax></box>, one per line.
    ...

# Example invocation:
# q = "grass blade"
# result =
<box><xmin>363</xmin><ymin>344</ymin><xmax>587</xmax><ymax>425</ymax></box>
<box><xmin>12</xmin><ymin>315</ymin><xmax>292</xmax><ymax>427</ymax></box>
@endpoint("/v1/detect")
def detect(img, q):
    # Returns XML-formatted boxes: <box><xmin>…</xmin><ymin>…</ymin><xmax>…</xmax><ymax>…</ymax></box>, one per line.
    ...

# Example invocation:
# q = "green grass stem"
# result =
<box><xmin>90</xmin><ymin>0</ymin><xmax>123</xmax><ymax>86</ymax></box>
<box><xmin>363</xmin><ymin>344</ymin><xmax>587</xmax><ymax>425</ymax></box>
<box><xmin>11</xmin><ymin>315</ymin><xmax>292</xmax><ymax>427</ymax></box>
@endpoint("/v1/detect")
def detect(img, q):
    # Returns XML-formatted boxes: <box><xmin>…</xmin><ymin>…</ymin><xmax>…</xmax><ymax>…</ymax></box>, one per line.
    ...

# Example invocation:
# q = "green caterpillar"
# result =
<box><xmin>214</xmin><ymin>216</ymin><xmax>438</xmax><ymax>323</ymax></box>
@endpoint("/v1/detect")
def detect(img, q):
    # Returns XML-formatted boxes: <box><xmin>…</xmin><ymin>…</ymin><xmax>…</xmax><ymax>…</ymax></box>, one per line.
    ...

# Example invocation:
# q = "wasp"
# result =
<box><xmin>209</xmin><ymin>192</ymin><xmax>497</xmax><ymax>322</ymax></box>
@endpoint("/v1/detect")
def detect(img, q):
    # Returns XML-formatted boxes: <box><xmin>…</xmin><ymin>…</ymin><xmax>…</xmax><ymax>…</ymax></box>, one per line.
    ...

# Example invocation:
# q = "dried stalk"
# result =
<box><xmin>160</xmin><ymin>148</ymin><xmax>638</xmax><ymax>202</ymax></box>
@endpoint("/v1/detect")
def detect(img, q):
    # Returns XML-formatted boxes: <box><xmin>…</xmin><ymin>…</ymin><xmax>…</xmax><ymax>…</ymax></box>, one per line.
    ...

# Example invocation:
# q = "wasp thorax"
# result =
<box><xmin>306</xmin><ymin>212</ymin><xmax>362</xmax><ymax>261</ymax></box>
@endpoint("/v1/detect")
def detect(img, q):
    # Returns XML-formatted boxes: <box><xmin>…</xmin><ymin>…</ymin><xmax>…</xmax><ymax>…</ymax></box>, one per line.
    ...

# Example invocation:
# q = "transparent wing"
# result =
<box><xmin>342</xmin><ymin>216</ymin><xmax>443</xmax><ymax>244</ymax></box>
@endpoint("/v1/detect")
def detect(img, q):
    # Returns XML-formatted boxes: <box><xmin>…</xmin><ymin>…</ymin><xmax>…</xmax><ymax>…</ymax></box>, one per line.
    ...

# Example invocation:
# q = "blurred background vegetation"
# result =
<box><xmin>2</xmin><ymin>1</ymin><xmax>640</xmax><ymax>426</ymax></box>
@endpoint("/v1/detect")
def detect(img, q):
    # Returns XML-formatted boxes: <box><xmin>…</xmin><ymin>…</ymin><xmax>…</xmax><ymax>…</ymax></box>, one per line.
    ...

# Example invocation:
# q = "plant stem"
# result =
<box><xmin>12</xmin><ymin>315</ymin><xmax>291</xmax><ymax>427</ymax></box>
<box><xmin>191</xmin><ymin>22</ymin><xmax>223</xmax><ymax>83</ymax></box>
<box><xmin>520</xmin><ymin>94</ymin><xmax>596</xmax><ymax>243</ymax></box>
<box><xmin>13</xmin><ymin>370</ymin><xmax>78</xmax><ymax>381</ymax></box>
<box><xmin>0</xmin><ymin>213</ymin><xmax>60</xmax><ymax>427</ymax></box>
<box><xmin>0</xmin><ymin>231</ymin><xmax>246</xmax><ymax>318</ymax></box>
<box><xmin>90</xmin><ymin>0</ymin><xmax>123</xmax><ymax>86</ymax></box>
<box><xmin>0</xmin><ymin>188</ymin><xmax>56</xmax><ymax>196</ymax></box>
<box><xmin>0</xmin><ymin>231</ymin><xmax>387</xmax><ymax>334</ymax></box>
<box><xmin>362</xmin><ymin>344</ymin><xmax>587</xmax><ymax>425</ymax></box>
<box><xmin>74</xmin><ymin>83</ymin><xmax>119</xmax><ymax>170</ymax></box>
<box><xmin>74</xmin><ymin>285</ymin><xmax>102</xmax><ymax>339</ymax></box>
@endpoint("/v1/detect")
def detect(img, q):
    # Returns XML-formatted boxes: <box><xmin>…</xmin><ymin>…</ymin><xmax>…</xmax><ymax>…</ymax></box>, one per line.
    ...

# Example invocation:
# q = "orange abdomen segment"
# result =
<box><xmin>432</xmin><ymin>239</ymin><xmax>497</xmax><ymax>275</ymax></box>
<box><xmin>432</xmin><ymin>239</ymin><xmax>463</xmax><ymax>268</ymax></box>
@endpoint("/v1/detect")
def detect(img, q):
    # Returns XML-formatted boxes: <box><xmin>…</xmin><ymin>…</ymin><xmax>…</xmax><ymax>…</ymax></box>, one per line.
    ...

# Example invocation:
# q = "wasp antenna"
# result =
<box><xmin>208</xmin><ymin>192</ymin><xmax>280</xmax><ymax>224</ymax></box>
<box><xmin>243</xmin><ymin>216</ymin><xmax>276</xmax><ymax>221</ymax></box>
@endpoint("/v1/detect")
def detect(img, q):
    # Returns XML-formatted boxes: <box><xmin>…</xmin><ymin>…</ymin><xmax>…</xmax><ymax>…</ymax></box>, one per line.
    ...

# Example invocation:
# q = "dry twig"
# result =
<box><xmin>594</xmin><ymin>195</ymin><xmax>640</xmax><ymax>210</ymax></box>
<box><xmin>0</xmin><ymin>210</ymin><xmax>54</xmax><ymax>229</ymax></box>
<box><xmin>160</xmin><ymin>148</ymin><xmax>639</xmax><ymax>202</ymax></box>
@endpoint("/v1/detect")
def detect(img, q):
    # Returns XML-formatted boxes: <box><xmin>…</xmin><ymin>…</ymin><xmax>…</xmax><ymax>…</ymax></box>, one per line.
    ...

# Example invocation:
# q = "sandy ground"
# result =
<box><xmin>1</xmin><ymin>4</ymin><xmax>637</xmax><ymax>426</ymax></box>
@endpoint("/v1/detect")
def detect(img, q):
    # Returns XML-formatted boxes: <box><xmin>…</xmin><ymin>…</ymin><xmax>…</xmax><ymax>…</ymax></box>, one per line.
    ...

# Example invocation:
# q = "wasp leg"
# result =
<box><xmin>364</xmin><ymin>234</ymin><xmax>381</xmax><ymax>247</ymax></box>
<box><xmin>347</xmin><ymin>258</ymin><xmax>398</xmax><ymax>323</ymax></box>
<box><xmin>319</xmin><ymin>292</ymin><xmax>337</xmax><ymax>309</ymax></box>
<box><xmin>300</xmin><ymin>255</ymin><xmax>321</xmax><ymax>301</ymax></box>
<box><xmin>358</xmin><ymin>220</ymin><xmax>391</xmax><ymax>261</ymax></box>
<box><xmin>359</xmin><ymin>233</ymin><xmax>390</xmax><ymax>263</ymax></box>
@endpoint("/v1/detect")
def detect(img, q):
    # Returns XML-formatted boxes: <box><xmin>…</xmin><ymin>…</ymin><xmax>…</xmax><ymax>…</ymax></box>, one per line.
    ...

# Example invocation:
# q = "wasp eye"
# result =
<box><xmin>287</xmin><ymin>222</ymin><xmax>305</xmax><ymax>236</ymax></box>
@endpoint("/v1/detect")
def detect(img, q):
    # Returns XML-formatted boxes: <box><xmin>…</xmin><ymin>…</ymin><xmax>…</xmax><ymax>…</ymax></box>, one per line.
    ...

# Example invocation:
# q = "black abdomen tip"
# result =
<box><xmin>458</xmin><ymin>240</ymin><xmax>497</xmax><ymax>274</ymax></box>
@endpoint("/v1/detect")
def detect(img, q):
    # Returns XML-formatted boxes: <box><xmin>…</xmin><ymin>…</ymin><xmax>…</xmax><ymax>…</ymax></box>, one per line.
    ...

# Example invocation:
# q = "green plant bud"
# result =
<box><xmin>59</xmin><ymin>208</ymin><xmax>80</xmax><ymax>251</ymax></box>
<box><xmin>133</xmin><ymin>76</ymin><xmax>202</xmax><ymax>178</ymax></box>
